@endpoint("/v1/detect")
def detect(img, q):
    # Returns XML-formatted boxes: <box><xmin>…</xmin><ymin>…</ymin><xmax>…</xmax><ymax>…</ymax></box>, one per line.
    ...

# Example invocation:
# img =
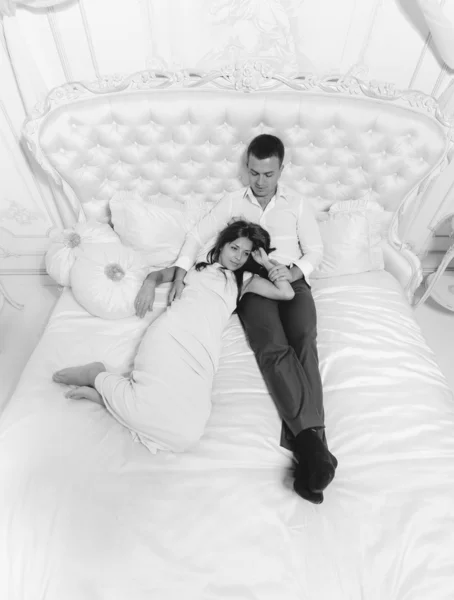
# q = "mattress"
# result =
<box><xmin>1</xmin><ymin>270</ymin><xmax>454</xmax><ymax>600</ymax></box>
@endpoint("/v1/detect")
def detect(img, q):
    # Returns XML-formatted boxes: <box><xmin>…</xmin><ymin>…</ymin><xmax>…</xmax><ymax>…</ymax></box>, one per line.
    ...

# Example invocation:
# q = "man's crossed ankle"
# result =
<box><xmin>292</xmin><ymin>428</ymin><xmax>338</xmax><ymax>504</ymax></box>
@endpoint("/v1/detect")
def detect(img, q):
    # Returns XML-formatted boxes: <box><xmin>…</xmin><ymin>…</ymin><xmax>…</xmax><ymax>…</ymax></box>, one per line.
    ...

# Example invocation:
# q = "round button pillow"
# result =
<box><xmin>70</xmin><ymin>242</ymin><xmax>148</xmax><ymax>319</ymax></box>
<box><xmin>45</xmin><ymin>221</ymin><xmax>120</xmax><ymax>286</ymax></box>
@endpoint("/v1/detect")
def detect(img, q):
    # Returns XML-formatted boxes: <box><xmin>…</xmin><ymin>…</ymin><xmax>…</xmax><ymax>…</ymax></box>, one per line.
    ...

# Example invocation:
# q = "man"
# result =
<box><xmin>135</xmin><ymin>134</ymin><xmax>337</xmax><ymax>504</ymax></box>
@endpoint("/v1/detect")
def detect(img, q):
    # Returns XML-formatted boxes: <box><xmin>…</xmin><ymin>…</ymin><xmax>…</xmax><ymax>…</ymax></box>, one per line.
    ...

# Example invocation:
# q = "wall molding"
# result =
<box><xmin>432</xmin><ymin>63</ymin><xmax>448</xmax><ymax>98</ymax></box>
<box><xmin>78</xmin><ymin>0</ymin><xmax>101</xmax><ymax>79</ymax></box>
<box><xmin>47</xmin><ymin>6</ymin><xmax>74</xmax><ymax>83</ymax></box>
<box><xmin>357</xmin><ymin>0</ymin><xmax>383</xmax><ymax>66</ymax></box>
<box><xmin>408</xmin><ymin>32</ymin><xmax>432</xmax><ymax>90</ymax></box>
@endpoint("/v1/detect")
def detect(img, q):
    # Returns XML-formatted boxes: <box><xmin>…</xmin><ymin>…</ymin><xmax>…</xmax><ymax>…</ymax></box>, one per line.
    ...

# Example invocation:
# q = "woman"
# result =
<box><xmin>53</xmin><ymin>220</ymin><xmax>294</xmax><ymax>453</ymax></box>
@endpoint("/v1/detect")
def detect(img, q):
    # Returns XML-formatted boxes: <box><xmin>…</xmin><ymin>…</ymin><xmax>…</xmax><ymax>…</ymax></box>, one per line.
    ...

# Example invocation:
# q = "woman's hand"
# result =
<box><xmin>253</xmin><ymin>249</ymin><xmax>292</xmax><ymax>282</ymax></box>
<box><xmin>268</xmin><ymin>261</ymin><xmax>292</xmax><ymax>283</ymax></box>
<box><xmin>252</xmin><ymin>248</ymin><xmax>272</xmax><ymax>270</ymax></box>
<box><xmin>135</xmin><ymin>278</ymin><xmax>157</xmax><ymax>318</ymax></box>
<box><xmin>168</xmin><ymin>280</ymin><xmax>185</xmax><ymax>304</ymax></box>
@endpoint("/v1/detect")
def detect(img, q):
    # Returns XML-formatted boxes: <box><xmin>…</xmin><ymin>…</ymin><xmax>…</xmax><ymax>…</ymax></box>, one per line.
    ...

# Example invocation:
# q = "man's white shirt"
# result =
<box><xmin>175</xmin><ymin>184</ymin><xmax>323</xmax><ymax>283</ymax></box>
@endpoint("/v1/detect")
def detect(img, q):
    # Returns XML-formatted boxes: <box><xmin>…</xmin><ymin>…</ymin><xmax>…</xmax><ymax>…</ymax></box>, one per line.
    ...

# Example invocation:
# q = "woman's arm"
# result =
<box><xmin>241</xmin><ymin>249</ymin><xmax>295</xmax><ymax>301</ymax></box>
<box><xmin>152</xmin><ymin>266</ymin><xmax>176</xmax><ymax>285</ymax></box>
<box><xmin>135</xmin><ymin>267</ymin><xmax>176</xmax><ymax>318</ymax></box>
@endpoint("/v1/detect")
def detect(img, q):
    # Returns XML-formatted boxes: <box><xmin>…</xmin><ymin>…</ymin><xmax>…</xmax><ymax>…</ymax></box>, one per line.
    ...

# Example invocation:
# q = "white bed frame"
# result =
<box><xmin>4</xmin><ymin>64</ymin><xmax>454</xmax><ymax>600</ymax></box>
<box><xmin>23</xmin><ymin>63</ymin><xmax>454</xmax><ymax>303</ymax></box>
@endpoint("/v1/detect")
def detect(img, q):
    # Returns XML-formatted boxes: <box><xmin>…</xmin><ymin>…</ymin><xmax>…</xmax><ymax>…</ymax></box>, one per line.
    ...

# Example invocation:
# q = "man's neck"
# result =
<box><xmin>251</xmin><ymin>187</ymin><xmax>277</xmax><ymax>210</ymax></box>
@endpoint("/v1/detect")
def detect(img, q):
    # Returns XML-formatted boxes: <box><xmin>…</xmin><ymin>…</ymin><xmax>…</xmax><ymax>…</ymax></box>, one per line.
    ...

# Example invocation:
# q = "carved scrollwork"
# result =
<box><xmin>186</xmin><ymin>61</ymin><xmax>275</xmax><ymax>92</ymax></box>
<box><xmin>87</xmin><ymin>74</ymin><xmax>126</xmax><ymax>92</ymax></box>
<box><xmin>220</xmin><ymin>61</ymin><xmax>274</xmax><ymax>92</ymax></box>
<box><xmin>0</xmin><ymin>280</ymin><xmax>24</xmax><ymax>311</ymax></box>
<box><xmin>0</xmin><ymin>201</ymin><xmax>44</xmax><ymax>226</ymax></box>
<box><xmin>0</xmin><ymin>243</ymin><xmax>19</xmax><ymax>260</ymax></box>
<box><xmin>24</xmin><ymin>61</ymin><xmax>454</xmax><ymax>132</ymax></box>
<box><xmin>367</xmin><ymin>79</ymin><xmax>398</xmax><ymax>99</ymax></box>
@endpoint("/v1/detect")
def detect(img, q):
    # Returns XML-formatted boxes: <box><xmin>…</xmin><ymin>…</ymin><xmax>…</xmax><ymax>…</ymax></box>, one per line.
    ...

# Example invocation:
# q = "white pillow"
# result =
<box><xmin>110</xmin><ymin>191</ymin><xmax>186</xmax><ymax>268</ymax></box>
<box><xmin>312</xmin><ymin>198</ymin><xmax>392</xmax><ymax>279</ymax></box>
<box><xmin>70</xmin><ymin>242</ymin><xmax>148</xmax><ymax>319</ymax></box>
<box><xmin>45</xmin><ymin>221</ymin><xmax>120</xmax><ymax>286</ymax></box>
<box><xmin>183</xmin><ymin>197</ymin><xmax>211</xmax><ymax>233</ymax></box>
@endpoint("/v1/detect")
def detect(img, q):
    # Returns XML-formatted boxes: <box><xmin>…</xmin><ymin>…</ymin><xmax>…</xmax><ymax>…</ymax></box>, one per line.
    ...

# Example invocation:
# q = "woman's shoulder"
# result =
<box><xmin>242</xmin><ymin>271</ymin><xmax>254</xmax><ymax>285</ymax></box>
<box><xmin>190</xmin><ymin>262</ymin><xmax>232</xmax><ymax>280</ymax></box>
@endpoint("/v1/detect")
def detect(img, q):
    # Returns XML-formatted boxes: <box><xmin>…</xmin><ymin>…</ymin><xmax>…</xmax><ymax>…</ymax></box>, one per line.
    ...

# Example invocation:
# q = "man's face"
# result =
<box><xmin>247</xmin><ymin>154</ymin><xmax>283</xmax><ymax>199</ymax></box>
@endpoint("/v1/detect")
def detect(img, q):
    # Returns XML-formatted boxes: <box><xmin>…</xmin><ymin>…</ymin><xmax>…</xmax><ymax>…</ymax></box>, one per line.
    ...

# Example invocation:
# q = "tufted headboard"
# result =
<box><xmin>23</xmin><ymin>66</ymin><xmax>454</xmax><ymax>301</ymax></box>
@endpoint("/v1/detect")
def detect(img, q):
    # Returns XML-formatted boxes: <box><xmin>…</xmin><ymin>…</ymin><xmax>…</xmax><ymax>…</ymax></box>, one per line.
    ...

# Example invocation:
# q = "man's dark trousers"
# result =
<box><xmin>237</xmin><ymin>276</ymin><xmax>325</xmax><ymax>449</ymax></box>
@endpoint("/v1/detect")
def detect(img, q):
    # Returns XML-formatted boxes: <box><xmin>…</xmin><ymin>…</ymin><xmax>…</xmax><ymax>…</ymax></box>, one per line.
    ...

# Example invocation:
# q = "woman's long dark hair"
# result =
<box><xmin>195</xmin><ymin>220</ymin><xmax>274</xmax><ymax>299</ymax></box>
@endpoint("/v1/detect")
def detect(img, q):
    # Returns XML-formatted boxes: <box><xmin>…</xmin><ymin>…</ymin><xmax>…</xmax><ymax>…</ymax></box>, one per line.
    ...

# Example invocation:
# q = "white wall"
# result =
<box><xmin>1</xmin><ymin>0</ymin><xmax>453</xmax><ymax>275</ymax></box>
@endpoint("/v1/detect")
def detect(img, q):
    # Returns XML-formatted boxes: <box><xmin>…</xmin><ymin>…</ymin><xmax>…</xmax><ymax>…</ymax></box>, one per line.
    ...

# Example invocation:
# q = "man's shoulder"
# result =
<box><xmin>210</xmin><ymin>188</ymin><xmax>247</xmax><ymax>209</ymax></box>
<box><xmin>279</xmin><ymin>184</ymin><xmax>310</xmax><ymax>209</ymax></box>
<box><xmin>222</xmin><ymin>187</ymin><xmax>248</xmax><ymax>203</ymax></box>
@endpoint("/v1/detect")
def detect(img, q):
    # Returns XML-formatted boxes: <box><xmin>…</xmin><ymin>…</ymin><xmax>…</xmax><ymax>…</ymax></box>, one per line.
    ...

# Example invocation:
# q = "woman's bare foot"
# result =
<box><xmin>66</xmin><ymin>386</ymin><xmax>104</xmax><ymax>405</ymax></box>
<box><xmin>53</xmin><ymin>362</ymin><xmax>106</xmax><ymax>387</ymax></box>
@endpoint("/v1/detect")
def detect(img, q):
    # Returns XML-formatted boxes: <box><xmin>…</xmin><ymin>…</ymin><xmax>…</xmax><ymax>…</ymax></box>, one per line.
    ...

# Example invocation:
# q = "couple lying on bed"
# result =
<box><xmin>53</xmin><ymin>134</ymin><xmax>338</xmax><ymax>504</ymax></box>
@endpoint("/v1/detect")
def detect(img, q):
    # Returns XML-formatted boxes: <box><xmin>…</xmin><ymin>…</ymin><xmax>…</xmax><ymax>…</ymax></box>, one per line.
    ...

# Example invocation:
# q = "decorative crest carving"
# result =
<box><xmin>23</xmin><ymin>61</ymin><xmax>454</xmax><ymax>134</ymax></box>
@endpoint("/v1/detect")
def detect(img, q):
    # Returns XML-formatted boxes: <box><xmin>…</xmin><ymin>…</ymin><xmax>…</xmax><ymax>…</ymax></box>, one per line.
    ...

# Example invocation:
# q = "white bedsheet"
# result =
<box><xmin>1</xmin><ymin>271</ymin><xmax>454</xmax><ymax>600</ymax></box>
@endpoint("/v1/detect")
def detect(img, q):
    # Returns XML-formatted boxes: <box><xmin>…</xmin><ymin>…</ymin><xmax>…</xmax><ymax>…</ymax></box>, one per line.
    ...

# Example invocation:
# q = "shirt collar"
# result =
<box><xmin>243</xmin><ymin>184</ymin><xmax>288</xmax><ymax>206</ymax></box>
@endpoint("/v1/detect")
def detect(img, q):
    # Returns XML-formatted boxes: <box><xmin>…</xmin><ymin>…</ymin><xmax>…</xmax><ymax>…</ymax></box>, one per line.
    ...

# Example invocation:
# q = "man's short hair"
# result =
<box><xmin>247</xmin><ymin>134</ymin><xmax>285</xmax><ymax>166</ymax></box>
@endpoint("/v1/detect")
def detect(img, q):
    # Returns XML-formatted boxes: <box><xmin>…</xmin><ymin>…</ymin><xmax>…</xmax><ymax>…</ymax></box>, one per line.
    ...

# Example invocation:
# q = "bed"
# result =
<box><xmin>1</xmin><ymin>66</ymin><xmax>454</xmax><ymax>599</ymax></box>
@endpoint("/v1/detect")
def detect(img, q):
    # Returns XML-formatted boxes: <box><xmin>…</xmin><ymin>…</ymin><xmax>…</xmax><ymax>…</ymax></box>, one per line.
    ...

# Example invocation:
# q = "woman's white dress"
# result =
<box><xmin>94</xmin><ymin>264</ymin><xmax>242</xmax><ymax>452</ymax></box>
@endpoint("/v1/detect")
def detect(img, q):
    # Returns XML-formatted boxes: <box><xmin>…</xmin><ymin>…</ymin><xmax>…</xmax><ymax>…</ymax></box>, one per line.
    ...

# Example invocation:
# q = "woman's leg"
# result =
<box><xmin>94</xmin><ymin>370</ymin><xmax>209</xmax><ymax>452</ymax></box>
<box><xmin>66</xmin><ymin>386</ymin><xmax>103</xmax><ymax>405</ymax></box>
<box><xmin>53</xmin><ymin>362</ymin><xmax>106</xmax><ymax>388</ymax></box>
<box><xmin>53</xmin><ymin>353</ymin><xmax>207</xmax><ymax>452</ymax></box>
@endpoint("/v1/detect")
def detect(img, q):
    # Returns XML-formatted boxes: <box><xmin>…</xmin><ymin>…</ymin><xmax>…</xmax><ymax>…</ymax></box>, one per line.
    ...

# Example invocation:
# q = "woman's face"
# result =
<box><xmin>219</xmin><ymin>236</ymin><xmax>253</xmax><ymax>271</ymax></box>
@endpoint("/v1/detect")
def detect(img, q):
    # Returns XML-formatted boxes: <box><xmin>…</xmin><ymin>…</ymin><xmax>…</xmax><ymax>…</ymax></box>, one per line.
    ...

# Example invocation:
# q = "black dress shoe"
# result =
<box><xmin>294</xmin><ymin>428</ymin><xmax>337</xmax><ymax>493</ymax></box>
<box><xmin>291</xmin><ymin>458</ymin><xmax>324</xmax><ymax>504</ymax></box>
<box><xmin>294</xmin><ymin>479</ymin><xmax>324</xmax><ymax>504</ymax></box>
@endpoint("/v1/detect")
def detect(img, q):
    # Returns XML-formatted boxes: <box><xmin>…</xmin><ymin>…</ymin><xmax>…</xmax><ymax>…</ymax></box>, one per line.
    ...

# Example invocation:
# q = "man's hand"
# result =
<box><xmin>268</xmin><ymin>260</ymin><xmax>292</xmax><ymax>283</ymax></box>
<box><xmin>135</xmin><ymin>279</ymin><xmax>157</xmax><ymax>318</ymax></box>
<box><xmin>168</xmin><ymin>280</ymin><xmax>185</xmax><ymax>304</ymax></box>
